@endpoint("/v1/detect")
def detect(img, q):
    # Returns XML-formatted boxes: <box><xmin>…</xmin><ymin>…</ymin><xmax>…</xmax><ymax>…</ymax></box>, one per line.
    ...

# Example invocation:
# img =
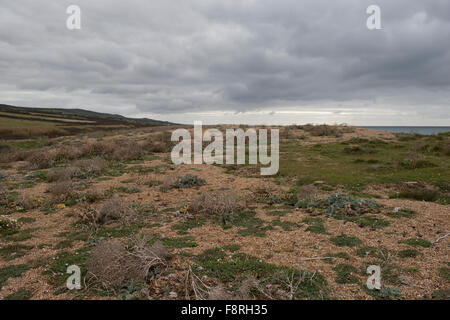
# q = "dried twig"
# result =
<box><xmin>400</xmin><ymin>280</ymin><xmax>425</xmax><ymax>290</ymax></box>
<box><xmin>433</xmin><ymin>232</ymin><xmax>450</xmax><ymax>244</ymax></box>
<box><xmin>281</xmin><ymin>271</ymin><xmax>305</xmax><ymax>300</ymax></box>
<box><xmin>185</xmin><ymin>265</ymin><xmax>211</xmax><ymax>300</ymax></box>
<box><xmin>300</xmin><ymin>256</ymin><xmax>334</xmax><ymax>261</ymax></box>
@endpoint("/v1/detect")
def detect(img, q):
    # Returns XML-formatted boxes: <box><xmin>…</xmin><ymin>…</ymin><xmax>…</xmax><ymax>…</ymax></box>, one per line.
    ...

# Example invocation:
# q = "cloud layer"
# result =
<box><xmin>1</xmin><ymin>0</ymin><xmax>449</xmax><ymax>124</ymax></box>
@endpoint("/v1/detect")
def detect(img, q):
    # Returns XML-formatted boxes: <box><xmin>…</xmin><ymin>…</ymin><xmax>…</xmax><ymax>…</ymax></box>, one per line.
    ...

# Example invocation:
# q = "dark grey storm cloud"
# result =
<box><xmin>0</xmin><ymin>0</ymin><xmax>449</xmax><ymax>124</ymax></box>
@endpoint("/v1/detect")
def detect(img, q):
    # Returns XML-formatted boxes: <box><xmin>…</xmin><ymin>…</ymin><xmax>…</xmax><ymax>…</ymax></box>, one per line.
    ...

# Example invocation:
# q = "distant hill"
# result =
<box><xmin>0</xmin><ymin>104</ymin><xmax>173</xmax><ymax>127</ymax></box>
<box><xmin>0</xmin><ymin>104</ymin><xmax>175</xmax><ymax>139</ymax></box>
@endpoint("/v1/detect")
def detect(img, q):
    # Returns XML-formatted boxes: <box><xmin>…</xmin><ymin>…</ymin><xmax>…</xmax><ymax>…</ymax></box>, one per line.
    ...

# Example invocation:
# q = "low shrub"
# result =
<box><xmin>112</xmin><ymin>141</ymin><xmax>145</xmax><ymax>161</ymax></box>
<box><xmin>54</xmin><ymin>145</ymin><xmax>82</xmax><ymax>162</ymax></box>
<box><xmin>27</xmin><ymin>149</ymin><xmax>56</xmax><ymax>169</ymax></box>
<box><xmin>16</xmin><ymin>193</ymin><xmax>40</xmax><ymax>211</ymax></box>
<box><xmin>96</xmin><ymin>198</ymin><xmax>137</xmax><ymax>225</ymax></box>
<box><xmin>297</xmin><ymin>193</ymin><xmax>379</xmax><ymax>217</ymax></box>
<box><xmin>161</xmin><ymin>174</ymin><xmax>205</xmax><ymax>191</ymax></box>
<box><xmin>81</xmin><ymin>141</ymin><xmax>116</xmax><ymax>158</ymax></box>
<box><xmin>74</xmin><ymin>157</ymin><xmax>108</xmax><ymax>178</ymax></box>
<box><xmin>390</xmin><ymin>184</ymin><xmax>439</xmax><ymax>202</ymax></box>
<box><xmin>160</xmin><ymin>175</ymin><xmax>178</xmax><ymax>191</ymax></box>
<box><xmin>143</xmin><ymin>131</ymin><xmax>174</xmax><ymax>153</ymax></box>
<box><xmin>86</xmin><ymin>238</ymin><xmax>170</xmax><ymax>291</ymax></box>
<box><xmin>400</xmin><ymin>157</ymin><xmax>437</xmax><ymax>169</ymax></box>
<box><xmin>176</xmin><ymin>175</ymin><xmax>205</xmax><ymax>188</ymax></box>
<box><xmin>47</xmin><ymin>180</ymin><xmax>74</xmax><ymax>203</ymax></box>
<box><xmin>190</xmin><ymin>191</ymin><xmax>242</xmax><ymax>221</ymax></box>
<box><xmin>46</xmin><ymin>167</ymin><xmax>80</xmax><ymax>182</ymax></box>
<box><xmin>297</xmin><ymin>184</ymin><xmax>319</xmax><ymax>202</ymax></box>
<box><xmin>306</xmin><ymin>125</ymin><xmax>343</xmax><ymax>137</ymax></box>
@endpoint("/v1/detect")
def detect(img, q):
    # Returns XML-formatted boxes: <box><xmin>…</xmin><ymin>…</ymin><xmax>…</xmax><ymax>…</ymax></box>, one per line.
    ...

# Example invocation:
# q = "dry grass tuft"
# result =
<box><xmin>301</xmin><ymin>124</ymin><xmax>353</xmax><ymax>137</ymax></box>
<box><xmin>86</xmin><ymin>238</ymin><xmax>170</xmax><ymax>291</ymax></box>
<box><xmin>143</xmin><ymin>131</ymin><xmax>174</xmax><ymax>153</ymax></box>
<box><xmin>27</xmin><ymin>149</ymin><xmax>56</xmax><ymax>169</ymax></box>
<box><xmin>161</xmin><ymin>175</ymin><xmax>179</xmax><ymax>191</ymax></box>
<box><xmin>17</xmin><ymin>193</ymin><xmax>39</xmax><ymax>210</ymax></box>
<box><xmin>207</xmin><ymin>286</ymin><xmax>236</xmax><ymax>300</ymax></box>
<box><xmin>112</xmin><ymin>140</ymin><xmax>145</xmax><ymax>161</ymax></box>
<box><xmin>81</xmin><ymin>140</ymin><xmax>116</xmax><ymax>158</ymax></box>
<box><xmin>54</xmin><ymin>145</ymin><xmax>83</xmax><ymax>162</ymax></box>
<box><xmin>76</xmin><ymin>204</ymin><xmax>100</xmax><ymax>224</ymax></box>
<box><xmin>81</xmin><ymin>140</ymin><xmax>145</xmax><ymax>161</ymax></box>
<box><xmin>298</xmin><ymin>184</ymin><xmax>319</xmax><ymax>201</ymax></box>
<box><xmin>96</xmin><ymin>197</ymin><xmax>136</xmax><ymax>225</ymax></box>
<box><xmin>190</xmin><ymin>191</ymin><xmax>242</xmax><ymax>219</ymax></box>
<box><xmin>74</xmin><ymin>157</ymin><xmax>108</xmax><ymax>177</ymax></box>
<box><xmin>48</xmin><ymin>180</ymin><xmax>74</xmax><ymax>203</ymax></box>
<box><xmin>46</xmin><ymin>167</ymin><xmax>80</xmax><ymax>182</ymax></box>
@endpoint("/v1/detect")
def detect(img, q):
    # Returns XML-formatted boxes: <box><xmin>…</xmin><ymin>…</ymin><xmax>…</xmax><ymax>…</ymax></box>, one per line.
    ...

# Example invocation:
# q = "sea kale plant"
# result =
<box><xmin>296</xmin><ymin>193</ymin><xmax>379</xmax><ymax>217</ymax></box>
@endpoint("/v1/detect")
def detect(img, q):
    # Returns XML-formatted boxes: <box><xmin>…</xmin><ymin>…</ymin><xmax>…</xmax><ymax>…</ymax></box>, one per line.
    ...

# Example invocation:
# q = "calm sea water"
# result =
<box><xmin>360</xmin><ymin>126</ymin><xmax>450</xmax><ymax>135</ymax></box>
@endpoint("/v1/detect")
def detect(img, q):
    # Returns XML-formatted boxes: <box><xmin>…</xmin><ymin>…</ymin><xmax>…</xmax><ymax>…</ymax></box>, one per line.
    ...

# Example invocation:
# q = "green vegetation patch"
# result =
<box><xmin>399</xmin><ymin>238</ymin><xmax>432</xmax><ymax>248</ymax></box>
<box><xmin>271</xmin><ymin>218</ymin><xmax>299</xmax><ymax>231</ymax></box>
<box><xmin>397</xmin><ymin>249</ymin><xmax>420</xmax><ymax>259</ymax></box>
<box><xmin>356</xmin><ymin>246</ymin><xmax>389</xmax><ymax>260</ymax></box>
<box><xmin>0</xmin><ymin>264</ymin><xmax>30</xmax><ymax>287</ymax></box>
<box><xmin>297</xmin><ymin>194</ymin><xmax>387</xmax><ymax>228</ymax></box>
<box><xmin>223</xmin><ymin>244</ymin><xmax>241</xmax><ymax>252</ymax></box>
<box><xmin>194</xmin><ymin>248</ymin><xmax>329</xmax><ymax>299</ymax></box>
<box><xmin>356</xmin><ymin>216</ymin><xmax>390</xmax><ymax>229</ymax></box>
<box><xmin>438</xmin><ymin>267</ymin><xmax>450</xmax><ymax>281</ymax></box>
<box><xmin>159</xmin><ymin>236</ymin><xmax>198</xmax><ymax>248</ymax></box>
<box><xmin>330</xmin><ymin>234</ymin><xmax>362</xmax><ymax>247</ymax></box>
<box><xmin>96</xmin><ymin>222</ymin><xmax>148</xmax><ymax>239</ymax></box>
<box><xmin>333</xmin><ymin>263</ymin><xmax>359</xmax><ymax>284</ymax></box>
<box><xmin>322</xmin><ymin>252</ymin><xmax>351</xmax><ymax>264</ymax></box>
<box><xmin>303</xmin><ymin>217</ymin><xmax>327</xmax><ymax>234</ymax></box>
<box><xmin>172</xmin><ymin>218</ymin><xmax>206</xmax><ymax>235</ymax></box>
<box><xmin>17</xmin><ymin>217</ymin><xmax>36</xmax><ymax>224</ymax></box>
<box><xmin>389</xmin><ymin>208</ymin><xmax>417</xmax><ymax>219</ymax></box>
<box><xmin>225</xmin><ymin>211</ymin><xmax>272</xmax><ymax>237</ymax></box>
<box><xmin>279</xmin><ymin>135</ymin><xmax>450</xmax><ymax>187</ymax></box>
<box><xmin>0</xmin><ymin>244</ymin><xmax>33</xmax><ymax>261</ymax></box>
<box><xmin>3</xmin><ymin>288</ymin><xmax>33</xmax><ymax>300</ymax></box>
<box><xmin>43</xmin><ymin>247</ymin><xmax>90</xmax><ymax>286</ymax></box>
<box><xmin>176</xmin><ymin>174</ymin><xmax>206</xmax><ymax>189</ymax></box>
<box><xmin>431</xmin><ymin>289</ymin><xmax>450</xmax><ymax>300</ymax></box>
<box><xmin>1</xmin><ymin>227</ymin><xmax>36</xmax><ymax>242</ymax></box>
<box><xmin>265</xmin><ymin>210</ymin><xmax>291</xmax><ymax>217</ymax></box>
<box><xmin>363</xmin><ymin>285</ymin><xmax>402</xmax><ymax>300</ymax></box>
<box><xmin>390</xmin><ymin>187</ymin><xmax>439</xmax><ymax>202</ymax></box>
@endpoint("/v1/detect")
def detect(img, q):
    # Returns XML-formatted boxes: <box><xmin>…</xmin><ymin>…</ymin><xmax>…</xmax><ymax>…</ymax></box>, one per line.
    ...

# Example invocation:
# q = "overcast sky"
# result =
<box><xmin>1</xmin><ymin>0</ymin><xmax>449</xmax><ymax>125</ymax></box>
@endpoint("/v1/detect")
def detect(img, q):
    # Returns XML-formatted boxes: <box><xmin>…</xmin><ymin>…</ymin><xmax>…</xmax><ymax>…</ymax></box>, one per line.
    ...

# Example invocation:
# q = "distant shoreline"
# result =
<box><xmin>359</xmin><ymin>126</ymin><xmax>450</xmax><ymax>135</ymax></box>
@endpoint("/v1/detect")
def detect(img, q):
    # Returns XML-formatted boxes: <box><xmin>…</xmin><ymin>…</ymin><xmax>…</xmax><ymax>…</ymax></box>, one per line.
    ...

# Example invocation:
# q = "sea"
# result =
<box><xmin>359</xmin><ymin>126</ymin><xmax>450</xmax><ymax>135</ymax></box>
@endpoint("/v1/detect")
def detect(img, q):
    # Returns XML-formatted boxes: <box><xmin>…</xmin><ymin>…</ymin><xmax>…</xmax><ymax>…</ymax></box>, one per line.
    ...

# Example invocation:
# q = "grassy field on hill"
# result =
<box><xmin>0</xmin><ymin>104</ymin><xmax>172</xmax><ymax>139</ymax></box>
